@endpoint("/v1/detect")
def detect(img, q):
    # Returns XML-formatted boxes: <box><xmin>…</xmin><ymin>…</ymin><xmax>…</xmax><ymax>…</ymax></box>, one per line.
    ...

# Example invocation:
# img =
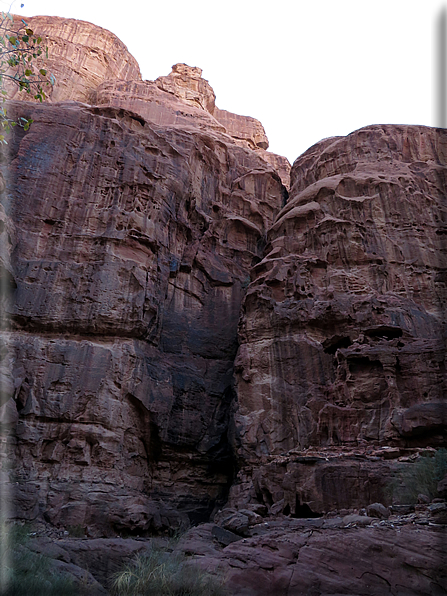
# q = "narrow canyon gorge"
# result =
<box><xmin>0</xmin><ymin>15</ymin><xmax>446</xmax><ymax>595</ymax></box>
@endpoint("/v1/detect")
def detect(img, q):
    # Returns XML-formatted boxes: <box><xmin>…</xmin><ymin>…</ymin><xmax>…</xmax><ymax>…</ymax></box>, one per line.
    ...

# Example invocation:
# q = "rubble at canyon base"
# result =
<box><xmin>0</xmin><ymin>14</ymin><xmax>446</xmax><ymax>596</ymax></box>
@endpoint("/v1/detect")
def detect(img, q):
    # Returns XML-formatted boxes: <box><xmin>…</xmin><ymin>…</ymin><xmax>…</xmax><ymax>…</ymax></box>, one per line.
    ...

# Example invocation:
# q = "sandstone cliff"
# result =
<box><xmin>6</xmin><ymin>16</ymin><xmax>290</xmax><ymax>185</ymax></box>
<box><xmin>1</xmin><ymin>16</ymin><xmax>446</xmax><ymax>568</ymax></box>
<box><xmin>1</xmin><ymin>16</ymin><xmax>288</xmax><ymax>536</ymax></box>
<box><xmin>6</xmin><ymin>15</ymin><xmax>141</xmax><ymax>103</ymax></box>
<box><xmin>231</xmin><ymin>125</ymin><xmax>447</xmax><ymax>514</ymax></box>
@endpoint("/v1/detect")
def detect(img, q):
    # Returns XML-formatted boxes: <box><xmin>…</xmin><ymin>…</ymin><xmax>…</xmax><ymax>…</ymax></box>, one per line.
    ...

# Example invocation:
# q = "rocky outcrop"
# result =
<box><xmin>7</xmin><ymin>17</ymin><xmax>288</xmax><ymax>181</ymax></box>
<box><xmin>7</xmin><ymin>15</ymin><xmax>141</xmax><ymax>102</ymax></box>
<box><xmin>13</xmin><ymin>506</ymin><xmax>447</xmax><ymax>596</ymax></box>
<box><xmin>92</xmin><ymin>63</ymin><xmax>288</xmax><ymax>179</ymax></box>
<box><xmin>213</xmin><ymin>108</ymin><xmax>268</xmax><ymax>150</ymax></box>
<box><xmin>177</xmin><ymin>519</ymin><xmax>446</xmax><ymax>596</ymax></box>
<box><xmin>92</xmin><ymin>79</ymin><xmax>226</xmax><ymax>133</ymax></box>
<box><xmin>153</xmin><ymin>63</ymin><xmax>269</xmax><ymax>150</ymax></box>
<box><xmin>155</xmin><ymin>63</ymin><xmax>217</xmax><ymax>114</ymax></box>
<box><xmin>1</xmin><ymin>94</ymin><xmax>284</xmax><ymax>535</ymax></box>
<box><xmin>0</xmin><ymin>16</ymin><xmax>294</xmax><ymax>536</ymax></box>
<box><xmin>231</xmin><ymin>125</ymin><xmax>447</xmax><ymax>512</ymax></box>
<box><xmin>2</xmin><ymin>15</ymin><xmax>446</xmax><ymax>561</ymax></box>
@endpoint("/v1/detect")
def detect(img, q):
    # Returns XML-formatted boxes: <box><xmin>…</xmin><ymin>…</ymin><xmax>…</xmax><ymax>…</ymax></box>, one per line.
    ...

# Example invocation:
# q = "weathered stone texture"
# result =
<box><xmin>92</xmin><ymin>64</ymin><xmax>288</xmax><ymax>180</ymax></box>
<box><xmin>231</xmin><ymin>125</ymin><xmax>447</xmax><ymax>511</ymax></box>
<box><xmin>1</xmin><ymin>15</ymin><xmax>446</xmax><ymax>551</ymax></box>
<box><xmin>2</xmin><ymin>97</ymin><xmax>284</xmax><ymax>535</ymax></box>
<box><xmin>175</xmin><ymin>521</ymin><xmax>446</xmax><ymax>596</ymax></box>
<box><xmin>7</xmin><ymin>15</ymin><xmax>141</xmax><ymax>103</ymax></box>
<box><xmin>155</xmin><ymin>63</ymin><xmax>217</xmax><ymax>114</ymax></box>
<box><xmin>92</xmin><ymin>79</ymin><xmax>226</xmax><ymax>133</ymax></box>
<box><xmin>213</xmin><ymin>107</ymin><xmax>269</xmax><ymax>150</ymax></box>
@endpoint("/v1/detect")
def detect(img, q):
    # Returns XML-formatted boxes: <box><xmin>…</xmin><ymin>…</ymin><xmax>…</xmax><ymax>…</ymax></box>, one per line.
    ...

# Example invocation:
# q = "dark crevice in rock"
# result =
<box><xmin>323</xmin><ymin>335</ymin><xmax>353</xmax><ymax>354</ymax></box>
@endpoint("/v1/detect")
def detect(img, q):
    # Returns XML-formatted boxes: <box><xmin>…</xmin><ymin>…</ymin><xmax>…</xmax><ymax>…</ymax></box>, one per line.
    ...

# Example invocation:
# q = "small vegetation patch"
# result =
<box><xmin>110</xmin><ymin>547</ymin><xmax>227</xmax><ymax>596</ymax></box>
<box><xmin>0</xmin><ymin>523</ymin><xmax>77</xmax><ymax>596</ymax></box>
<box><xmin>68</xmin><ymin>523</ymin><xmax>85</xmax><ymax>538</ymax></box>
<box><xmin>388</xmin><ymin>448</ymin><xmax>447</xmax><ymax>504</ymax></box>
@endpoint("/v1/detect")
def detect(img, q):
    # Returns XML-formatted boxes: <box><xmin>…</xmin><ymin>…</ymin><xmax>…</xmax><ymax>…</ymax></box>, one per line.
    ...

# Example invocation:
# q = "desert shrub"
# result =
<box><xmin>68</xmin><ymin>523</ymin><xmax>85</xmax><ymax>538</ymax></box>
<box><xmin>388</xmin><ymin>448</ymin><xmax>447</xmax><ymax>504</ymax></box>
<box><xmin>110</xmin><ymin>547</ymin><xmax>227</xmax><ymax>596</ymax></box>
<box><xmin>0</xmin><ymin>523</ymin><xmax>77</xmax><ymax>596</ymax></box>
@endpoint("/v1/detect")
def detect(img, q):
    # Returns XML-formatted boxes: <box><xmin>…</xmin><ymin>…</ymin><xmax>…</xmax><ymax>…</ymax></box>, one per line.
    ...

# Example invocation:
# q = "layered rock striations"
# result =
<box><xmin>92</xmin><ymin>63</ymin><xmax>290</xmax><ymax>185</ymax></box>
<box><xmin>231</xmin><ymin>125</ymin><xmax>447</xmax><ymax>514</ymax></box>
<box><xmin>7</xmin><ymin>14</ymin><xmax>290</xmax><ymax>183</ymax></box>
<box><xmin>3</xmin><ymin>97</ymin><xmax>284</xmax><ymax>534</ymax></box>
<box><xmin>1</xmin><ymin>17</ymin><xmax>288</xmax><ymax>536</ymax></box>
<box><xmin>6</xmin><ymin>15</ymin><xmax>141</xmax><ymax>103</ymax></box>
<box><xmin>1</xmin><ymin>14</ymin><xmax>446</xmax><ymax>551</ymax></box>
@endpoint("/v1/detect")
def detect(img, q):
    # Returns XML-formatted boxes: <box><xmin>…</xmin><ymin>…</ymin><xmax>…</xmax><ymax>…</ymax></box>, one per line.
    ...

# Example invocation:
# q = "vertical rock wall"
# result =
<box><xmin>231</xmin><ymin>125</ymin><xmax>447</xmax><ymax>514</ymax></box>
<box><xmin>2</xmin><ymin>96</ymin><xmax>284</xmax><ymax>534</ymax></box>
<box><xmin>2</xmin><ymin>14</ymin><xmax>446</xmax><ymax>533</ymax></box>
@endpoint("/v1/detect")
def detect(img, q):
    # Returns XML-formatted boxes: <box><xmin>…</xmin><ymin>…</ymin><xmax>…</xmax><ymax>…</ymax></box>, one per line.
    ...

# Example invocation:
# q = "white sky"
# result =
<box><xmin>4</xmin><ymin>0</ymin><xmax>447</xmax><ymax>163</ymax></box>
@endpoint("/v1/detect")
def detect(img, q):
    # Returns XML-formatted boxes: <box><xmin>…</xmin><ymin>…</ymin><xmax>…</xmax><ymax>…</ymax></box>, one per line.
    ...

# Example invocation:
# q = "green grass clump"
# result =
<box><xmin>389</xmin><ymin>448</ymin><xmax>447</xmax><ymax>504</ymax></box>
<box><xmin>0</xmin><ymin>523</ymin><xmax>78</xmax><ymax>596</ymax></box>
<box><xmin>68</xmin><ymin>523</ymin><xmax>85</xmax><ymax>538</ymax></box>
<box><xmin>110</xmin><ymin>547</ymin><xmax>227</xmax><ymax>596</ymax></box>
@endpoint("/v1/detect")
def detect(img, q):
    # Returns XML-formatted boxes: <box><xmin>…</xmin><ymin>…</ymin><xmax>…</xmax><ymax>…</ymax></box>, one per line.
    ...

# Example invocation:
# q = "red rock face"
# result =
<box><xmin>232</xmin><ymin>125</ymin><xmax>447</xmax><ymax>512</ymax></box>
<box><xmin>7</xmin><ymin>15</ymin><xmax>141</xmax><ymax>102</ymax></box>
<box><xmin>0</xmin><ymin>16</ymin><xmax>290</xmax><ymax>534</ymax></box>
<box><xmin>2</xmin><ymin>95</ymin><xmax>284</xmax><ymax>535</ymax></box>
<box><xmin>175</xmin><ymin>522</ymin><xmax>446</xmax><ymax>596</ymax></box>
<box><xmin>2</xmin><ymin>15</ymin><xmax>446</xmax><ymax>538</ymax></box>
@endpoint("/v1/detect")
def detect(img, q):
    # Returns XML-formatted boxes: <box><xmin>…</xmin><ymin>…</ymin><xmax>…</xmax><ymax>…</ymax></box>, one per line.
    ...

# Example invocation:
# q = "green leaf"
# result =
<box><xmin>39</xmin><ymin>69</ymin><xmax>46</xmax><ymax>76</ymax></box>
<box><xmin>37</xmin><ymin>36</ymin><xmax>42</xmax><ymax>44</ymax></box>
<box><xmin>8</xmin><ymin>36</ymin><xmax>16</xmax><ymax>45</ymax></box>
<box><xmin>25</xmin><ymin>28</ymin><xmax>33</xmax><ymax>36</ymax></box>
<box><xmin>23</xmin><ymin>122</ymin><xmax>30</xmax><ymax>131</ymax></box>
<box><xmin>22</xmin><ymin>35</ymin><xmax>29</xmax><ymax>43</ymax></box>
<box><xmin>24</xmin><ymin>69</ymin><xmax>32</xmax><ymax>76</ymax></box>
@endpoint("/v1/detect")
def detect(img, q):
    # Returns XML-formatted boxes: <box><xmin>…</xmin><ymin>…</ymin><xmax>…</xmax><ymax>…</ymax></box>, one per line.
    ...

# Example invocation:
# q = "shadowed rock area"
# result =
<box><xmin>0</xmin><ymin>14</ymin><xmax>446</xmax><ymax>596</ymax></box>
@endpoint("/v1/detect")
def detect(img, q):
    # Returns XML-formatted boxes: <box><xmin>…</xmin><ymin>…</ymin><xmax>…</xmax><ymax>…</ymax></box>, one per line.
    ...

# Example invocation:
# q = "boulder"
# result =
<box><xmin>367</xmin><ymin>502</ymin><xmax>390</xmax><ymax>519</ymax></box>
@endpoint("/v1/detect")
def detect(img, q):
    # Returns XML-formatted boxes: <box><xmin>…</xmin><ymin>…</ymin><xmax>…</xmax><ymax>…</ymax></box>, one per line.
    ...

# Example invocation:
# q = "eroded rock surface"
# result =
<box><xmin>92</xmin><ymin>63</ymin><xmax>290</xmax><ymax>183</ymax></box>
<box><xmin>1</xmin><ymin>95</ymin><xmax>284</xmax><ymax>535</ymax></box>
<box><xmin>1</xmin><ymin>19</ymin><xmax>446</xmax><ymax>578</ymax></box>
<box><xmin>7</xmin><ymin>15</ymin><xmax>141</xmax><ymax>102</ymax></box>
<box><xmin>7</xmin><ymin>17</ymin><xmax>290</xmax><ymax>184</ymax></box>
<box><xmin>0</xmin><ymin>15</ymin><xmax>295</xmax><ymax>536</ymax></box>
<box><xmin>13</xmin><ymin>504</ymin><xmax>447</xmax><ymax>596</ymax></box>
<box><xmin>231</xmin><ymin>125</ymin><xmax>447</xmax><ymax>513</ymax></box>
<box><xmin>180</xmin><ymin>521</ymin><xmax>446</xmax><ymax>596</ymax></box>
